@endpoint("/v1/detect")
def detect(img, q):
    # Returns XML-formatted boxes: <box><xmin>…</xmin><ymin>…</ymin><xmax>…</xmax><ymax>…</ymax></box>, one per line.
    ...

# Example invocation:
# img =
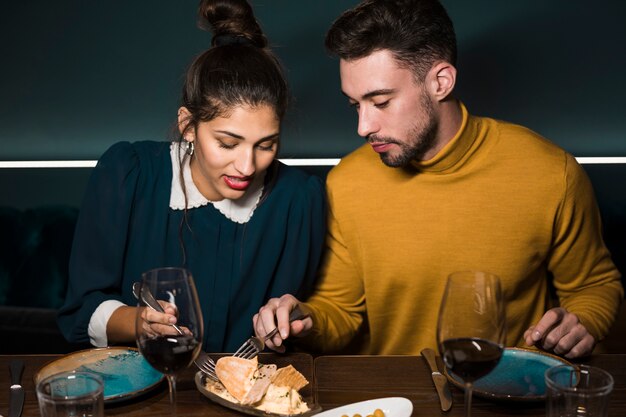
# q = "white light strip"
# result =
<box><xmin>0</xmin><ymin>156</ymin><xmax>625</xmax><ymax>168</ymax></box>
<box><xmin>279</xmin><ymin>158</ymin><xmax>341</xmax><ymax>166</ymax></box>
<box><xmin>575</xmin><ymin>157</ymin><xmax>626</xmax><ymax>164</ymax></box>
<box><xmin>0</xmin><ymin>160</ymin><xmax>97</xmax><ymax>168</ymax></box>
<box><xmin>0</xmin><ymin>158</ymin><xmax>342</xmax><ymax>168</ymax></box>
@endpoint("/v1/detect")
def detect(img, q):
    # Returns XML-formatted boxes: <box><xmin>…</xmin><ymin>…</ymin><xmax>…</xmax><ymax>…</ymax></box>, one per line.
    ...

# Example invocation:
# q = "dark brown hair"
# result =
<box><xmin>176</xmin><ymin>0</ymin><xmax>288</xmax><ymax>263</ymax></box>
<box><xmin>180</xmin><ymin>0</ymin><xmax>289</xmax><ymax>133</ymax></box>
<box><xmin>325</xmin><ymin>0</ymin><xmax>457</xmax><ymax>81</ymax></box>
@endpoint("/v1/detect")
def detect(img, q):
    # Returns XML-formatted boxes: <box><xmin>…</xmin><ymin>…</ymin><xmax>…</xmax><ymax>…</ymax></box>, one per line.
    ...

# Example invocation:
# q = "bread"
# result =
<box><xmin>271</xmin><ymin>365</ymin><xmax>308</xmax><ymax>391</ymax></box>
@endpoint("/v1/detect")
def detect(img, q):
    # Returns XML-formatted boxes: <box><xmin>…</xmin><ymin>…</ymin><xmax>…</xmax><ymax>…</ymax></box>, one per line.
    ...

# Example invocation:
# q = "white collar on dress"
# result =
<box><xmin>168</xmin><ymin>142</ymin><xmax>265</xmax><ymax>224</ymax></box>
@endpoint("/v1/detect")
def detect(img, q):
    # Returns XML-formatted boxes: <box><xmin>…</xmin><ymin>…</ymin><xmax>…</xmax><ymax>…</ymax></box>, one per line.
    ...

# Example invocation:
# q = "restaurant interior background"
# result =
<box><xmin>2</xmin><ymin>0</ymin><xmax>626</xmax><ymax>204</ymax></box>
<box><xmin>1</xmin><ymin>1</ymin><xmax>625</xmax><ymax>353</ymax></box>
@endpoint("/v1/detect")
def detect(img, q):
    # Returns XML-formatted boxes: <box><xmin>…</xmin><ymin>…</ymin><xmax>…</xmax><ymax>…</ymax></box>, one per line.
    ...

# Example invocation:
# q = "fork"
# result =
<box><xmin>233</xmin><ymin>305</ymin><xmax>310</xmax><ymax>360</ymax></box>
<box><xmin>194</xmin><ymin>351</ymin><xmax>219</xmax><ymax>381</ymax></box>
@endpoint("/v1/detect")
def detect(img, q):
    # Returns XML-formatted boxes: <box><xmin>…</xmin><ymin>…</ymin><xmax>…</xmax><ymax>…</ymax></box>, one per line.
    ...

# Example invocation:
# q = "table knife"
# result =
<box><xmin>9</xmin><ymin>359</ymin><xmax>25</xmax><ymax>417</ymax></box>
<box><xmin>421</xmin><ymin>348</ymin><xmax>452</xmax><ymax>412</ymax></box>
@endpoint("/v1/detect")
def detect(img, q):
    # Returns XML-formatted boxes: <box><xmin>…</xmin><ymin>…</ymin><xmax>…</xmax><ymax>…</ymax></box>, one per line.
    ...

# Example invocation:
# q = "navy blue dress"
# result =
<box><xmin>58</xmin><ymin>141</ymin><xmax>326</xmax><ymax>352</ymax></box>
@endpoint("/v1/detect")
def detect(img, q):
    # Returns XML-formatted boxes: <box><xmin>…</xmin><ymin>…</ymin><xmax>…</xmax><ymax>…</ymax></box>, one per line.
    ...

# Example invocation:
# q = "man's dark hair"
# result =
<box><xmin>325</xmin><ymin>0</ymin><xmax>457</xmax><ymax>81</ymax></box>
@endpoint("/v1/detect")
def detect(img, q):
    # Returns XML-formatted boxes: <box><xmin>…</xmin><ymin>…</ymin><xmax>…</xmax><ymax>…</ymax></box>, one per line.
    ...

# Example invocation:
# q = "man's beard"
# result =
<box><xmin>370</xmin><ymin>93</ymin><xmax>439</xmax><ymax>168</ymax></box>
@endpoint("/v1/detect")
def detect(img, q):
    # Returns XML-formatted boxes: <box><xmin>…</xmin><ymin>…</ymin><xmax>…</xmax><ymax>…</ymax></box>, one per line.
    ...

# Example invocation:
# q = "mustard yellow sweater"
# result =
<box><xmin>303</xmin><ymin>102</ymin><xmax>623</xmax><ymax>355</ymax></box>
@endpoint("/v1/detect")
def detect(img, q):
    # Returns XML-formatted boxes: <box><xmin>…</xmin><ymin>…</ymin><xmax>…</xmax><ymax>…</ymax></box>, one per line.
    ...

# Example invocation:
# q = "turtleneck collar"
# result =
<box><xmin>410</xmin><ymin>101</ymin><xmax>480</xmax><ymax>174</ymax></box>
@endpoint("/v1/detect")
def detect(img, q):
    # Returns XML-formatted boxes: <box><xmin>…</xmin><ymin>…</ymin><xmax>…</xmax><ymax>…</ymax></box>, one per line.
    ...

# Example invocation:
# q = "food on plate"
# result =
<box><xmin>205</xmin><ymin>356</ymin><xmax>310</xmax><ymax>414</ymax></box>
<box><xmin>215</xmin><ymin>356</ymin><xmax>277</xmax><ymax>404</ymax></box>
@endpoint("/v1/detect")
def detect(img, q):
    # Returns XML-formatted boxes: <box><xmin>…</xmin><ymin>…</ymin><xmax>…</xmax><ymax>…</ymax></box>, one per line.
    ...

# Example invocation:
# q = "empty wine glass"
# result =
<box><xmin>135</xmin><ymin>267</ymin><xmax>203</xmax><ymax>416</ymax></box>
<box><xmin>437</xmin><ymin>271</ymin><xmax>506</xmax><ymax>417</ymax></box>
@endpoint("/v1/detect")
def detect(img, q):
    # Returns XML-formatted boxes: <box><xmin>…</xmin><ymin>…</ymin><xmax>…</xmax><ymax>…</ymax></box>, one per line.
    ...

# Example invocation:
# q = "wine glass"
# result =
<box><xmin>436</xmin><ymin>271</ymin><xmax>506</xmax><ymax>417</ymax></box>
<box><xmin>135</xmin><ymin>267</ymin><xmax>203</xmax><ymax>416</ymax></box>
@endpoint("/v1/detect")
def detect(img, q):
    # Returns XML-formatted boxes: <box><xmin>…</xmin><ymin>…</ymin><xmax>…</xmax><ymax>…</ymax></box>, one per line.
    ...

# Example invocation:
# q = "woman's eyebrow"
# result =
<box><xmin>214</xmin><ymin>130</ymin><xmax>279</xmax><ymax>143</ymax></box>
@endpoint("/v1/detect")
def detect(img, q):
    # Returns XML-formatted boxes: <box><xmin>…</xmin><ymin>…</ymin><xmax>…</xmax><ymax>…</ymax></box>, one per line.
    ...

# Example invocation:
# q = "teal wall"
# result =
<box><xmin>2</xmin><ymin>1</ymin><xmax>625</xmax><ymax>163</ymax></box>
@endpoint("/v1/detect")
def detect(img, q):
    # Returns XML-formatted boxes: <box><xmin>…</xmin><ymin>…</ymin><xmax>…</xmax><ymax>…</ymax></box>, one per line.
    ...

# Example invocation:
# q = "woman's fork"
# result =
<box><xmin>193</xmin><ymin>351</ymin><xmax>218</xmax><ymax>381</ymax></box>
<box><xmin>233</xmin><ymin>305</ymin><xmax>310</xmax><ymax>360</ymax></box>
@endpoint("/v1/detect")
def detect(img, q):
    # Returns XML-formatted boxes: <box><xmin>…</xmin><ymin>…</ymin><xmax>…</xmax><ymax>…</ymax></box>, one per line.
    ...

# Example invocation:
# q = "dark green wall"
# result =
<box><xmin>2</xmin><ymin>0</ymin><xmax>625</xmax><ymax>163</ymax></box>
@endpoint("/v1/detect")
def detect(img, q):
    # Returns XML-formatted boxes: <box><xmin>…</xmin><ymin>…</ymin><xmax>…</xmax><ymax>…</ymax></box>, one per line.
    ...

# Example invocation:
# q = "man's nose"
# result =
<box><xmin>357</xmin><ymin>107</ymin><xmax>379</xmax><ymax>138</ymax></box>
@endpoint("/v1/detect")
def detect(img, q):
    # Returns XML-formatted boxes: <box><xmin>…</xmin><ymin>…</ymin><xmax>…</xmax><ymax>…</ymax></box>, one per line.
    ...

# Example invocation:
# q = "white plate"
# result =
<box><xmin>313</xmin><ymin>397</ymin><xmax>413</xmax><ymax>417</ymax></box>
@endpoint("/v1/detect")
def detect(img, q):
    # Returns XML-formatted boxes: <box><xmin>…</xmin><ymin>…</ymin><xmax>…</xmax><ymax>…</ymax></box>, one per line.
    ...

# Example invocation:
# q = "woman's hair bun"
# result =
<box><xmin>198</xmin><ymin>0</ymin><xmax>268</xmax><ymax>48</ymax></box>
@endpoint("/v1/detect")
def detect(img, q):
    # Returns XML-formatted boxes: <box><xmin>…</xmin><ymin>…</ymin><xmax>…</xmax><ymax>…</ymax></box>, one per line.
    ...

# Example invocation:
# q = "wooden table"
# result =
<box><xmin>1</xmin><ymin>353</ymin><xmax>624</xmax><ymax>416</ymax></box>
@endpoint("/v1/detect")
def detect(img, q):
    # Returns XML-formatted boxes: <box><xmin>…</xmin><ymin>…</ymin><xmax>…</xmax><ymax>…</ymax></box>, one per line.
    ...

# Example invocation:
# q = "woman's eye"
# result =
<box><xmin>257</xmin><ymin>141</ymin><xmax>276</xmax><ymax>151</ymax></box>
<box><xmin>217</xmin><ymin>140</ymin><xmax>236</xmax><ymax>150</ymax></box>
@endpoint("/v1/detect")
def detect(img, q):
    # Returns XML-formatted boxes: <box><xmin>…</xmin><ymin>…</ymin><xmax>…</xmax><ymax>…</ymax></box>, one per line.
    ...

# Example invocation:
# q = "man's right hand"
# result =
<box><xmin>253</xmin><ymin>294</ymin><xmax>312</xmax><ymax>353</ymax></box>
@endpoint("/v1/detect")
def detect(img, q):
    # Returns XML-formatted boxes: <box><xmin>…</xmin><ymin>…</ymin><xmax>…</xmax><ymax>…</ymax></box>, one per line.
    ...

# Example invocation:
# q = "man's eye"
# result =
<box><xmin>374</xmin><ymin>100</ymin><xmax>390</xmax><ymax>109</ymax></box>
<box><xmin>349</xmin><ymin>102</ymin><xmax>360</xmax><ymax>111</ymax></box>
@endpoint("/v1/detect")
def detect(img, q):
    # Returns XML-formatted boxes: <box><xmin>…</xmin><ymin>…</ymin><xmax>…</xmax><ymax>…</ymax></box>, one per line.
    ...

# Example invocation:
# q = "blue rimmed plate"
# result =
<box><xmin>34</xmin><ymin>347</ymin><xmax>164</xmax><ymax>403</ymax></box>
<box><xmin>445</xmin><ymin>347</ymin><xmax>571</xmax><ymax>401</ymax></box>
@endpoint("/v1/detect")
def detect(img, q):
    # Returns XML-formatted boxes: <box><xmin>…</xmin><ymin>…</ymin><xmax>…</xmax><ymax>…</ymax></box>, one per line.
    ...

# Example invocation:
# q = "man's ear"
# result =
<box><xmin>177</xmin><ymin>106</ymin><xmax>194</xmax><ymax>141</ymax></box>
<box><xmin>426</xmin><ymin>62</ymin><xmax>456</xmax><ymax>101</ymax></box>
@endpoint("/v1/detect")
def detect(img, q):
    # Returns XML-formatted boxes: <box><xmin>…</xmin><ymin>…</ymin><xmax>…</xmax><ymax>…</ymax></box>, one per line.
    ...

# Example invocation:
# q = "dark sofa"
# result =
<box><xmin>0</xmin><ymin>205</ymin><xmax>90</xmax><ymax>353</ymax></box>
<box><xmin>1</xmin><ymin>164</ymin><xmax>624</xmax><ymax>354</ymax></box>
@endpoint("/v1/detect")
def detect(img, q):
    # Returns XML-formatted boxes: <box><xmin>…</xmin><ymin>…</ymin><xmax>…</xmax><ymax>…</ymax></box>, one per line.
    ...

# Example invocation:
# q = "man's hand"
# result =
<box><xmin>253</xmin><ymin>294</ymin><xmax>312</xmax><ymax>353</ymax></box>
<box><xmin>524</xmin><ymin>307</ymin><xmax>595</xmax><ymax>358</ymax></box>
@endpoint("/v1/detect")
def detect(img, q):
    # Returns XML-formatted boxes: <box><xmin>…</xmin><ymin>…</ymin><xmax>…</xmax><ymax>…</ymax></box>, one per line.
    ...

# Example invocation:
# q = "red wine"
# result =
<box><xmin>140</xmin><ymin>334</ymin><xmax>200</xmax><ymax>374</ymax></box>
<box><xmin>441</xmin><ymin>337</ymin><xmax>503</xmax><ymax>382</ymax></box>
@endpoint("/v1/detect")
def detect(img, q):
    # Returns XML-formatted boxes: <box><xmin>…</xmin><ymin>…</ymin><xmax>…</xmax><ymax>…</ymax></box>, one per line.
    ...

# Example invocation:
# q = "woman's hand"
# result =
<box><xmin>138</xmin><ymin>301</ymin><xmax>182</xmax><ymax>337</ymax></box>
<box><xmin>108</xmin><ymin>301</ymin><xmax>184</xmax><ymax>344</ymax></box>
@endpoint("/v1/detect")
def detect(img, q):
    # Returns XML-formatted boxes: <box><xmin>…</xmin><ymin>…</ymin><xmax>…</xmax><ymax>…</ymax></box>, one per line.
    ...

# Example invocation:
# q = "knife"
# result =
<box><xmin>9</xmin><ymin>359</ymin><xmax>25</xmax><ymax>417</ymax></box>
<box><xmin>421</xmin><ymin>348</ymin><xmax>453</xmax><ymax>412</ymax></box>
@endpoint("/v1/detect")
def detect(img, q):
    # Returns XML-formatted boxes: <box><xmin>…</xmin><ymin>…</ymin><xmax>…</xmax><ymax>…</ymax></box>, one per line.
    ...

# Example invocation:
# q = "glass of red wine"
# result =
<box><xmin>135</xmin><ymin>267</ymin><xmax>203</xmax><ymax>417</ymax></box>
<box><xmin>437</xmin><ymin>271</ymin><xmax>506</xmax><ymax>417</ymax></box>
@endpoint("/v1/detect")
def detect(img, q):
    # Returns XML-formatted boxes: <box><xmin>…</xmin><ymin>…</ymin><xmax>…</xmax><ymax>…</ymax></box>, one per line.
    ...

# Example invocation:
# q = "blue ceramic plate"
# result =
<box><xmin>35</xmin><ymin>347</ymin><xmax>164</xmax><ymax>403</ymax></box>
<box><xmin>445</xmin><ymin>347</ymin><xmax>570</xmax><ymax>401</ymax></box>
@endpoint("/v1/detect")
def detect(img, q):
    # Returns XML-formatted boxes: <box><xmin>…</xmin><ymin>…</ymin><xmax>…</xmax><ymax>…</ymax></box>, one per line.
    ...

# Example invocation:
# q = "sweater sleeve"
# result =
<box><xmin>301</xmin><ymin>172</ymin><xmax>367</xmax><ymax>352</ymax></box>
<box><xmin>548</xmin><ymin>154</ymin><xmax>623</xmax><ymax>341</ymax></box>
<box><xmin>57</xmin><ymin>142</ymin><xmax>141</xmax><ymax>344</ymax></box>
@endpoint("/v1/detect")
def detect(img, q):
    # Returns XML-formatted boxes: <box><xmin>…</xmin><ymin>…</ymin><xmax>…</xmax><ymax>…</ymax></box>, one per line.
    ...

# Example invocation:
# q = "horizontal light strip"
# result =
<box><xmin>0</xmin><ymin>160</ymin><xmax>98</xmax><ymax>168</ymax></box>
<box><xmin>0</xmin><ymin>156</ymin><xmax>625</xmax><ymax>168</ymax></box>
<box><xmin>279</xmin><ymin>158</ymin><xmax>341</xmax><ymax>166</ymax></box>
<box><xmin>0</xmin><ymin>158</ymin><xmax>342</xmax><ymax>168</ymax></box>
<box><xmin>575</xmin><ymin>157</ymin><xmax>626</xmax><ymax>164</ymax></box>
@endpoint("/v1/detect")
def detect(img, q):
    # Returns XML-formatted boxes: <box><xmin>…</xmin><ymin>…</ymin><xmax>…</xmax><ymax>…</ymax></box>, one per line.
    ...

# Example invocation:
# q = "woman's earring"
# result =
<box><xmin>185</xmin><ymin>141</ymin><xmax>194</xmax><ymax>156</ymax></box>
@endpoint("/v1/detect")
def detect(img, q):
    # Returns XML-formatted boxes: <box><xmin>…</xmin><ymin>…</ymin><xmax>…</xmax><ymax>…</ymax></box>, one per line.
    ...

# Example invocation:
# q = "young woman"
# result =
<box><xmin>58</xmin><ymin>0</ymin><xmax>326</xmax><ymax>353</ymax></box>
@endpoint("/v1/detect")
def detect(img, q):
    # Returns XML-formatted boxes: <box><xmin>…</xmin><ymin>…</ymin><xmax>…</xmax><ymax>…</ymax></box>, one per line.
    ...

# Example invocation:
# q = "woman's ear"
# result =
<box><xmin>426</xmin><ymin>62</ymin><xmax>457</xmax><ymax>102</ymax></box>
<box><xmin>177</xmin><ymin>107</ymin><xmax>194</xmax><ymax>141</ymax></box>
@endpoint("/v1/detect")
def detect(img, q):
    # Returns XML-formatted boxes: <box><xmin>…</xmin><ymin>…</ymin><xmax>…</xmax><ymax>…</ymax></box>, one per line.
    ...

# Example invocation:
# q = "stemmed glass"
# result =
<box><xmin>135</xmin><ymin>267</ymin><xmax>203</xmax><ymax>416</ymax></box>
<box><xmin>436</xmin><ymin>271</ymin><xmax>506</xmax><ymax>417</ymax></box>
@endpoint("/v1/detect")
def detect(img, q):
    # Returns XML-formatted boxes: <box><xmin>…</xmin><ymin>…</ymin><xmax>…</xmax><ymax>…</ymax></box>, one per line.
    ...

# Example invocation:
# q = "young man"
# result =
<box><xmin>253</xmin><ymin>0</ymin><xmax>622</xmax><ymax>359</ymax></box>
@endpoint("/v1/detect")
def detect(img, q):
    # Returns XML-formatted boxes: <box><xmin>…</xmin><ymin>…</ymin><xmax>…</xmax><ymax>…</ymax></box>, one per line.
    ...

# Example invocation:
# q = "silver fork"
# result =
<box><xmin>194</xmin><ymin>351</ymin><xmax>219</xmax><ymax>381</ymax></box>
<box><xmin>233</xmin><ymin>305</ymin><xmax>310</xmax><ymax>360</ymax></box>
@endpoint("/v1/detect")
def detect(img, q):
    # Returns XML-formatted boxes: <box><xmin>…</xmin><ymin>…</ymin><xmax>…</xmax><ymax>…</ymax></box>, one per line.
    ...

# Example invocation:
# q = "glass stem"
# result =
<box><xmin>464</xmin><ymin>382</ymin><xmax>473</xmax><ymax>417</ymax></box>
<box><xmin>167</xmin><ymin>374</ymin><xmax>177</xmax><ymax>417</ymax></box>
